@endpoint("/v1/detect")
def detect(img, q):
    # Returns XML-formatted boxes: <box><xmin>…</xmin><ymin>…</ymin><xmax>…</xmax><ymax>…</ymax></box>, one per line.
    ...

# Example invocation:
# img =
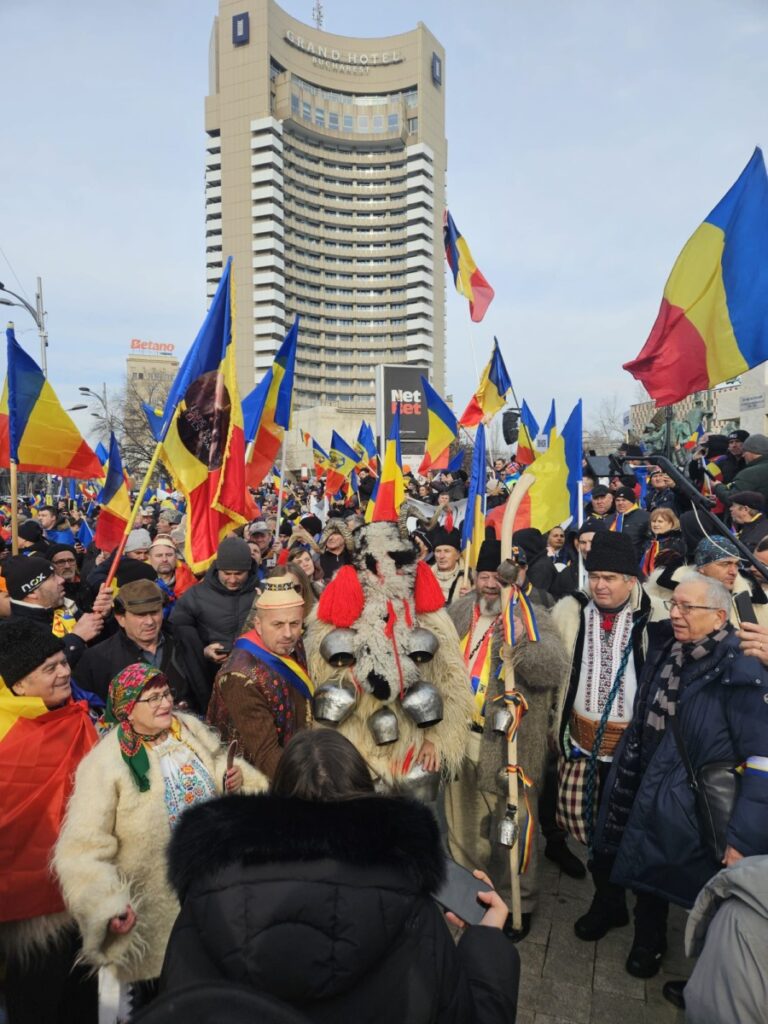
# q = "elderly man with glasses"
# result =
<box><xmin>594</xmin><ymin>573</ymin><xmax>768</xmax><ymax>1002</ymax></box>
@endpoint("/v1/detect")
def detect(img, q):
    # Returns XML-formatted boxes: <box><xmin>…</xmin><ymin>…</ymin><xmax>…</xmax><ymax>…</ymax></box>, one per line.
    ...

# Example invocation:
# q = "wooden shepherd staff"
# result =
<box><xmin>498</xmin><ymin>471</ymin><xmax>535</xmax><ymax>932</ymax></box>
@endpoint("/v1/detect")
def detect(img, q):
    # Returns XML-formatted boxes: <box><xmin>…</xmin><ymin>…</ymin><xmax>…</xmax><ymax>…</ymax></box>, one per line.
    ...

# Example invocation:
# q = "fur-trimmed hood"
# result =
<box><xmin>319</xmin><ymin>518</ymin><xmax>355</xmax><ymax>552</ymax></box>
<box><xmin>164</xmin><ymin>795</ymin><xmax>448</xmax><ymax>1005</ymax></box>
<box><xmin>169</xmin><ymin>793</ymin><xmax>445</xmax><ymax>902</ymax></box>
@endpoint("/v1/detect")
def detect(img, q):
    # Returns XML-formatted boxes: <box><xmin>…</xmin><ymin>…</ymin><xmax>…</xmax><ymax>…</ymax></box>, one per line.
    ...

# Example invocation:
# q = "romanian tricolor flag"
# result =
<box><xmin>311</xmin><ymin>437</ymin><xmax>332</xmax><ymax>477</ymax></box>
<box><xmin>0</xmin><ymin>327</ymin><xmax>103</xmax><ymax>478</ymax></box>
<box><xmin>444</xmin><ymin>210</ymin><xmax>495</xmax><ymax>323</ymax></box>
<box><xmin>0</xmin><ymin>685</ymin><xmax>95</xmax><ymax>923</ymax></box>
<box><xmin>460</xmin><ymin>422</ymin><xmax>487</xmax><ymax>568</ymax></box>
<box><xmin>158</xmin><ymin>258</ymin><xmax>247</xmax><ymax>572</ymax></box>
<box><xmin>419</xmin><ymin>376</ymin><xmax>459</xmax><ymax>473</ymax></box>
<box><xmin>459</xmin><ymin>338</ymin><xmax>512</xmax><ymax>427</ymax></box>
<box><xmin>94</xmin><ymin>432</ymin><xmax>131</xmax><ymax>552</ymax></box>
<box><xmin>247</xmin><ymin>317</ymin><xmax>299</xmax><ymax>487</ymax></box>
<box><xmin>242</xmin><ymin>369</ymin><xmax>272</xmax><ymax>447</ymax></box>
<box><xmin>355</xmin><ymin>420</ymin><xmax>379</xmax><ymax>476</ymax></box>
<box><xmin>516</xmin><ymin>422</ymin><xmax>571</xmax><ymax>534</ymax></box>
<box><xmin>516</xmin><ymin>400</ymin><xmax>539</xmax><ymax>467</ymax></box>
<box><xmin>368</xmin><ymin>406</ymin><xmax>405</xmax><ymax>523</ymax></box>
<box><xmin>624</xmin><ymin>148</ymin><xmax>768</xmax><ymax>404</ymax></box>
<box><xmin>683</xmin><ymin>420</ymin><xmax>705</xmax><ymax>450</ymax></box>
<box><xmin>325</xmin><ymin>431</ymin><xmax>359</xmax><ymax>497</ymax></box>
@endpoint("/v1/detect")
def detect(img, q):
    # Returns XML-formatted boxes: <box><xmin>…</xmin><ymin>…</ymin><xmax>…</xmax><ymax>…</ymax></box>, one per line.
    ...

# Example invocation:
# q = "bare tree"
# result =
<box><xmin>584</xmin><ymin>395</ymin><xmax>627</xmax><ymax>453</ymax></box>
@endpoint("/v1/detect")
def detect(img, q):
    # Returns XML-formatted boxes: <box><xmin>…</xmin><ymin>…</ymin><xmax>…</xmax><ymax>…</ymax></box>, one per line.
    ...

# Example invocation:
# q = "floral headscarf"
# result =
<box><xmin>105</xmin><ymin>663</ymin><xmax>169</xmax><ymax>792</ymax></box>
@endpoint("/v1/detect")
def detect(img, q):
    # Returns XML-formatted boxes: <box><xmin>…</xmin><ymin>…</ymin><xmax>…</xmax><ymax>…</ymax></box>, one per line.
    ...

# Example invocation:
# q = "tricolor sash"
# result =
<box><xmin>461</xmin><ymin>611</ymin><xmax>497</xmax><ymax>728</ymax></box>
<box><xmin>234</xmin><ymin>632</ymin><xmax>314</xmax><ymax>701</ymax></box>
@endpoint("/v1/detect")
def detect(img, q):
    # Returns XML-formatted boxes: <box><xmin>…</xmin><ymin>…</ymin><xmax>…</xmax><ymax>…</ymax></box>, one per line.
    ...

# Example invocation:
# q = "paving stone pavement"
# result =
<box><xmin>511</xmin><ymin>842</ymin><xmax>691</xmax><ymax>1024</ymax></box>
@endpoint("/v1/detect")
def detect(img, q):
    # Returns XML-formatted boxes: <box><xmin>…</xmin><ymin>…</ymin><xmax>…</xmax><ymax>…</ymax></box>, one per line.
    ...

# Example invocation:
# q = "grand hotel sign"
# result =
<box><xmin>284</xmin><ymin>30</ymin><xmax>404</xmax><ymax>75</ymax></box>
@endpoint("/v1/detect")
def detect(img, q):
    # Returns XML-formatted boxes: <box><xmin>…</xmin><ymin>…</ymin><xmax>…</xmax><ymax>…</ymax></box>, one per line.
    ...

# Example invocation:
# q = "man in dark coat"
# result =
<box><xmin>596</xmin><ymin>574</ymin><xmax>768</xmax><ymax>981</ymax></box>
<box><xmin>170</xmin><ymin>535</ymin><xmax>261</xmax><ymax>710</ymax></box>
<box><xmin>729</xmin><ymin>490</ymin><xmax>768</xmax><ymax>552</ymax></box>
<box><xmin>73</xmin><ymin>579</ymin><xmax>192</xmax><ymax>709</ymax></box>
<box><xmin>611</xmin><ymin>487</ymin><xmax>650</xmax><ymax>562</ymax></box>
<box><xmin>714</xmin><ymin>433</ymin><xmax>768</xmax><ymax>505</ymax></box>
<box><xmin>582</xmin><ymin>485</ymin><xmax>615</xmax><ymax>532</ymax></box>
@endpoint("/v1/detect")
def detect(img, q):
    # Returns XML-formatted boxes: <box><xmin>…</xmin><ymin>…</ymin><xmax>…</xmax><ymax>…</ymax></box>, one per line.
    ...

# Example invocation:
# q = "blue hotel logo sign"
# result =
<box><xmin>233</xmin><ymin>13</ymin><xmax>250</xmax><ymax>46</ymax></box>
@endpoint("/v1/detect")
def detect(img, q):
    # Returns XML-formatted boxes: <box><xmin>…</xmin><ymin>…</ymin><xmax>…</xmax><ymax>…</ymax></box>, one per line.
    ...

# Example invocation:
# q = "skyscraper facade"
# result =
<box><xmin>205</xmin><ymin>0</ymin><xmax>446</xmax><ymax>417</ymax></box>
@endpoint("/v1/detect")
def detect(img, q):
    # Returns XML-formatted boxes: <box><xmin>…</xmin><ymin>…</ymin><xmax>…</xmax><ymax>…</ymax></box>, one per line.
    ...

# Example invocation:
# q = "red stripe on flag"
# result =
<box><xmin>94</xmin><ymin>507</ymin><xmax>129</xmax><ymax>552</ymax></box>
<box><xmin>246</xmin><ymin>427</ymin><xmax>281</xmax><ymax>488</ymax></box>
<box><xmin>460</xmin><ymin>396</ymin><xmax>484</xmax><ymax>427</ymax></box>
<box><xmin>622</xmin><ymin>298</ymin><xmax>710</xmax><ymax>405</ymax></box>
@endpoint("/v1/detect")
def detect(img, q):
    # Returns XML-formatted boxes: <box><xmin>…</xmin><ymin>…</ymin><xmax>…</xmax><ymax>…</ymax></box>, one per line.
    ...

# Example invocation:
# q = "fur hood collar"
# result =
<box><xmin>168</xmin><ymin>794</ymin><xmax>445</xmax><ymax>901</ymax></box>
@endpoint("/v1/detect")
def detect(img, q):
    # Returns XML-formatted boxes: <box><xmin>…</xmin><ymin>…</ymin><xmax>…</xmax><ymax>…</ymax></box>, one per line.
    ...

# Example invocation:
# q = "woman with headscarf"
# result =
<box><xmin>53</xmin><ymin>663</ymin><xmax>267</xmax><ymax>1009</ymax></box>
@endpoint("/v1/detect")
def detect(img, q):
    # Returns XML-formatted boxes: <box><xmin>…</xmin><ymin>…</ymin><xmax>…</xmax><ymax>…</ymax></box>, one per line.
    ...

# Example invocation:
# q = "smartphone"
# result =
<box><xmin>217</xmin><ymin>645</ymin><xmax>232</xmax><ymax>655</ymax></box>
<box><xmin>734</xmin><ymin>590</ymin><xmax>758</xmax><ymax>625</ymax></box>
<box><xmin>434</xmin><ymin>858</ymin><xmax>494</xmax><ymax>926</ymax></box>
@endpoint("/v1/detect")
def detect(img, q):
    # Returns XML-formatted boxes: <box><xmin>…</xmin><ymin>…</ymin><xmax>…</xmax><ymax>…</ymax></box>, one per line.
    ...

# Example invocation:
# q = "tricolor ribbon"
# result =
<box><xmin>505</xmin><ymin>764</ymin><xmax>536</xmax><ymax>874</ymax></box>
<box><xmin>502</xmin><ymin>585</ymin><xmax>540</xmax><ymax>645</ymax></box>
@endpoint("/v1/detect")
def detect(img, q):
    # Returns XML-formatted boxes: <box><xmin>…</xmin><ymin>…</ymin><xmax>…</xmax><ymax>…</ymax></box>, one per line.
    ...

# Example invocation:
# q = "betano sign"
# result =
<box><xmin>130</xmin><ymin>338</ymin><xmax>175</xmax><ymax>354</ymax></box>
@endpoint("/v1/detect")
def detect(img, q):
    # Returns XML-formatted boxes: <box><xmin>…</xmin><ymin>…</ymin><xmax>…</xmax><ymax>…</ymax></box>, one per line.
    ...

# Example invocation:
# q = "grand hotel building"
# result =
<box><xmin>205</xmin><ymin>0</ymin><xmax>447</xmax><ymax>419</ymax></box>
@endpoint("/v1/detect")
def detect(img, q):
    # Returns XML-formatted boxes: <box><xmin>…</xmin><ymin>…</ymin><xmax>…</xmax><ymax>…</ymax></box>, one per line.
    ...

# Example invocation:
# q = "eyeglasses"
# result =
<box><xmin>135</xmin><ymin>688</ymin><xmax>175</xmax><ymax>708</ymax></box>
<box><xmin>663</xmin><ymin>600</ymin><xmax>721</xmax><ymax>616</ymax></box>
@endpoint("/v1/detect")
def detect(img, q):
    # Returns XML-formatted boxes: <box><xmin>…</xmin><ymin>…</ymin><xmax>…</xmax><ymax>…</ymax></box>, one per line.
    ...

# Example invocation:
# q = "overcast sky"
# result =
<box><xmin>3</xmin><ymin>0</ymin><xmax>768</xmax><ymax>438</ymax></box>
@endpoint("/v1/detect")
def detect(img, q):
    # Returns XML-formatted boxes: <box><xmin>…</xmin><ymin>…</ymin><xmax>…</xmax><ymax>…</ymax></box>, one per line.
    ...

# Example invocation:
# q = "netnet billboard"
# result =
<box><xmin>375</xmin><ymin>364</ymin><xmax>429</xmax><ymax>455</ymax></box>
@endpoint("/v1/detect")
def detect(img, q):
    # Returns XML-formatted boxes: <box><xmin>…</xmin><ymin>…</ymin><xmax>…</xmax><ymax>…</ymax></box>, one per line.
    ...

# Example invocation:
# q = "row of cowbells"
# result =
<box><xmin>313</xmin><ymin>678</ymin><xmax>444</xmax><ymax>744</ymax></box>
<box><xmin>319</xmin><ymin>626</ymin><xmax>439</xmax><ymax>668</ymax></box>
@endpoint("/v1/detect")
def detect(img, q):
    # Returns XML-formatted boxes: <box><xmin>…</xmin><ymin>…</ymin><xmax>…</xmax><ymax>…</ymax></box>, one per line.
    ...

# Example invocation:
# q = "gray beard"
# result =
<box><xmin>479</xmin><ymin>596</ymin><xmax>501</xmax><ymax>616</ymax></box>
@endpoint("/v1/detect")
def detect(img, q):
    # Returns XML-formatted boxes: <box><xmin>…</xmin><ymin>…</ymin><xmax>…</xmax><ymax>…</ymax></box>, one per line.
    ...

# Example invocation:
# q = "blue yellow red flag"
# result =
<box><xmin>444</xmin><ymin>210</ymin><xmax>495</xmax><ymax>323</ymax></box>
<box><xmin>311</xmin><ymin>437</ymin><xmax>332</xmax><ymax>477</ymax></box>
<box><xmin>516</xmin><ymin>400</ymin><xmax>539</xmax><ymax>466</ymax></box>
<box><xmin>368</xmin><ymin>406</ymin><xmax>405</xmax><ymax>522</ymax></box>
<box><xmin>517</xmin><ymin>428</ymin><xmax>570</xmax><ymax>534</ymax></box>
<box><xmin>460</xmin><ymin>422</ymin><xmax>487</xmax><ymax>568</ymax></box>
<box><xmin>540</xmin><ymin>400</ymin><xmax>556</xmax><ymax>445</ymax></box>
<box><xmin>95</xmin><ymin>432</ymin><xmax>132</xmax><ymax>552</ymax></box>
<box><xmin>247</xmin><ymin>318</ymin><xmax>299</xmax><ymax>486</ymax></box>
<box><xmin>624</xmin><ymin>148</ymin><xmax>768</xmax><ymax>404</ymax></box>
<box><xmin>354</xmin><ymin>421</ymin><xmax>379</xmax><ymax>475</ymax></box>
<box><xmin>419</xmin><ymin>376</ymin><xmax>459</xmax><ymax>473</ymax></box>
<box><xmin>158</xmin><ymin>257</ymin><xmax>247</xmax><ymax>572</ymax></box>
<box><xmin>325</xmin><ymin>431</ymin><xmax>359</xmax><ymax>496</ymax></box>
<box><xmin>683</xmin><ymin>420</ymin><xmax>705</xmax><ymax>450</ymax></box>
<box><xmin>0</xmin><ymin>327</ymin><xmax>103</xmax><ymax>478</ymax></box>
<box><xmin>242</xmin><ymin>368</ymin><xmax>273</xmax><ymax>446</ymax></box>
<box><xmin>562</xmin><ymin>399</ymin><xmax>583</xmax><ymax>525</ymax></box>
<box><xmin>459</xmin><ymin>338</ymin><xmax>512</xmax><ymax>427</ymax></box>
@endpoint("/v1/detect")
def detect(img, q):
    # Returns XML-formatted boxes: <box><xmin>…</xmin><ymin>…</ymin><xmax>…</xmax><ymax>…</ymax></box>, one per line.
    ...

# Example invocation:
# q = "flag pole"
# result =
<box><xmin>10</xmin><ymin>461</ymin><xmax>19</xmax><ymax>556</ymax></box>
<box><xmin>104</xmin><ymin>441</ymin><xmax>165</xmax><ymax>590</ymax></box>
<box><xmin>499</xmin><ymin>471</ymin><xmax>536</xmax><ymax>932</ymax></box>
<box><xmin>274</xmin><ymin>438</ymin><xmax>288</xmax><ymax>546</ymax></box>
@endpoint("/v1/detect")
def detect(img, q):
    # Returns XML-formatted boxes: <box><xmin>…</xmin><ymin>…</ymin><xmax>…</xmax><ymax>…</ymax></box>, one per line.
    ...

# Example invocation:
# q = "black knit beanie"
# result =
<box><xmin>3</xmin><ymin>556</ymin><xmax>55</xmax><ymax>600</ymax></box>
<box><xmin>0</xmin><ymin>620</ymin><xmax>65</xmax><ymax>688</ymax></box>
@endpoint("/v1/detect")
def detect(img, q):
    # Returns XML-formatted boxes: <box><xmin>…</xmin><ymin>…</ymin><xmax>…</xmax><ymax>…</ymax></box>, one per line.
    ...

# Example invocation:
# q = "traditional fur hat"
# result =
<box><xmin>0</xmin><ymin>619</ymin><xmax>64</xmax><ymax>687</ymax></box>
<box><xmin>320</xmin><ymin>518</ymin><xmax>355</xmax><ymax>553</ymax></box>
<box><xmin>476</xmin><ymin>539</ymin><xmax>502</xmax><ymax>574</ymax></box>
<box><xmin>431</xmin><ymin>527</ymin><xmax>461</xmax><ymax>551</ymax></box>
<box><xmin>584</xmin><ymin>532</ymin><xmax>637</xmax><ymax>576</ymax></box>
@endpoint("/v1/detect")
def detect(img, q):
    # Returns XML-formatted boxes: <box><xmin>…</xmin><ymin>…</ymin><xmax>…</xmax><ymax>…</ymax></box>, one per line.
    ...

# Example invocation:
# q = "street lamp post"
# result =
<box><xmin>79</xmin><ymin>384</ymin><xmax>110</xmax><ymax>437</ymax></box>
<box><xmin>0</xmin><ymin>278</ymin><xmax>48</xmax><ymax>376</ymax></box>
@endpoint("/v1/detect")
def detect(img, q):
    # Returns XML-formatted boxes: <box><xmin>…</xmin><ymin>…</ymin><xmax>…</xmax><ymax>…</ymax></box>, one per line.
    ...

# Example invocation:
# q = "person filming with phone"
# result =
<box><xmin>159</xmin><ymin>729</ymin><xmax>520</xmax><ymax>1023</ymax></box>
<box><xmin>171</xmin><ymin>535</ymin><xmax>261</xmax><ymax>712</ymax></box>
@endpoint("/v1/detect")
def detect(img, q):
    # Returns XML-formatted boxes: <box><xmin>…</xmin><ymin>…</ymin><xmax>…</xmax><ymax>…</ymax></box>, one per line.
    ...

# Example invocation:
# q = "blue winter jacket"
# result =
<box><xmin>597</xmin><ymin>622</ymin><xmax>768</xmax><ymax>908</ymax></box>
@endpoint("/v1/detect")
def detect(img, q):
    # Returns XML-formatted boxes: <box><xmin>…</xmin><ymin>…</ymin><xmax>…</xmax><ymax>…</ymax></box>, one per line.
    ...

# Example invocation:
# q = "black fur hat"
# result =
<box><xmin>584</xmin><ymin>531</ymin><xmax>638</xmax><ymax>577</ymax></box>
<box><xmin>0</xmin><ymin>620</ymin><xmax>64</xmax><ymax>687</ymax></box>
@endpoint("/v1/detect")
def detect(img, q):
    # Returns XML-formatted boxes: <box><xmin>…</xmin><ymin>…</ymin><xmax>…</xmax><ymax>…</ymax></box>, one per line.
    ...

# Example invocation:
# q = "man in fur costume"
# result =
<box><xmin>550</xmin><ymin>530</ymin><xmax>655</xmax><ymax>945</ymax></box>
<box><xmin>444</xmin><ymin>539</ymin><xmax>568</xmax><ymax>941</ymax></box>
<box><xmin>304</xmin><ymin>520</ymin><xmax>472</xmax><ymax>791</ymax></box>
<box><xmin>207</xmin><ymin>580</ymin><xmax>311</xmax><ymax>777</ymax></box>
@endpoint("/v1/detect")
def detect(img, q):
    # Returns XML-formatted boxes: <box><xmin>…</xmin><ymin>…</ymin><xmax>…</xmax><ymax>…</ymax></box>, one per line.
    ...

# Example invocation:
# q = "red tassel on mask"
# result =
<box><xmin>414</xmin><ymin>560</ymin><xmax>446</xmax><ymax>614</ymax></box>
<box><xmin>317</xmin><ymin>564</ymin><xmax>365</xmax><ymax>627</ymax></box>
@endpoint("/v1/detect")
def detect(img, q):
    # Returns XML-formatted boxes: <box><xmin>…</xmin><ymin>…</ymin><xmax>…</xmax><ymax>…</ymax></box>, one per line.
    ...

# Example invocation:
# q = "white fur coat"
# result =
<box><xmin>53</xmin><ymin>713</ymin><xmax>267</xmax><ymax>982</ymax></box>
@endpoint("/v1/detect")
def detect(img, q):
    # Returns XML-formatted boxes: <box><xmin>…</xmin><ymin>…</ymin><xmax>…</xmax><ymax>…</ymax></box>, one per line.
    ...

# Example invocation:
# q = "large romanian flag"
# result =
<box><xmin>444</xmin><ymin>210</ymin><xmax>495</xmax><ymax>323</ymax></box>
<box><xmin>0</xmin><ymin>327</ymin><xmax>103</xmax><ymax>478</ymax></box>
<box><xmin>246</xmin><ymin>318</ymin><xmax>299</xmax><ymax>487</ymax></box>
<box><xmin>0</xmin><ymin>684</ymin><xmax>95</xmax><ymax>922</ymax></box>
<box><xmin>368</xmin><ymin>406</ymin><xmax>405</xmax><ymax>522</ymax></box>
<box><xmin>460</xmin><ymin>337</ymin><xmax>512</xmax><ymax>426</ymax></box>
<box><xmin>159</xmin><ymin>258</ymin><xmax>247</xmax><ymax>572</ymax></box>
<box><xmin>460</xmin><ymin>421</ymin><xmax>487</xmax><ymax>568</ymax></box>
<box><xmin>94</xmin><ymin>432</ymin><xmax>131</xmax><ymax>552</ymax></box>
<box><xmin>419</xmin><ymin>376</ymin><xmax>461</xmax><ymax>473</ymax></box>
<box><xmin>624</xmin><ymin>148</ymin><xmax>768</xmax><ymax>405</ymax></box>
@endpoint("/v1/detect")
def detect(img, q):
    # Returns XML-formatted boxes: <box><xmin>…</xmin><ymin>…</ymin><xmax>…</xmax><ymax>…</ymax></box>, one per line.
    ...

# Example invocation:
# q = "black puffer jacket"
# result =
<box><xmin>170</xmin><ymin>562</ymin><xmax>261</xmax><ymax>708</ymax></box>
<box><xmin>162</xmin><ymin>795</ymin><xmax>520</xmax><ymax>1024</ymax></box>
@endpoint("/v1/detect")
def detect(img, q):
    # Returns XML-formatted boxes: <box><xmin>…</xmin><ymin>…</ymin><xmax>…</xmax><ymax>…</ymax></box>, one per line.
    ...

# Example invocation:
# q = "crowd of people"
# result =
<box><xmin>1</xmin><ymin>427</ymin><xmax>768</xmax><ymax>1023</ymax></box>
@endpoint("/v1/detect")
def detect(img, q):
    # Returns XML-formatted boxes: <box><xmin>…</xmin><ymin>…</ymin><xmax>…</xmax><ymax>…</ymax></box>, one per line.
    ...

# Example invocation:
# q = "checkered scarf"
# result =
<box><xmin>643</xmin><ymin>625</ymin><xmax>731</xmax><ymax>750</ymax></box>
